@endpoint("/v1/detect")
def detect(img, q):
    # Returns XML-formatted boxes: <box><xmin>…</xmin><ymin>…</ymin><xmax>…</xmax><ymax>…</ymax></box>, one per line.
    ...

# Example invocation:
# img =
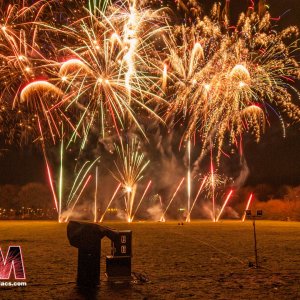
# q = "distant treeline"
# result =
<box><xmin>233</xmin><ymin>185</ymin><xmax>300</xmax><ymax>221</ymax></box>
<box><xmin>0</xmin><ymin>182</ymin><xmax>299</xmax><ymax>221</ymax></box>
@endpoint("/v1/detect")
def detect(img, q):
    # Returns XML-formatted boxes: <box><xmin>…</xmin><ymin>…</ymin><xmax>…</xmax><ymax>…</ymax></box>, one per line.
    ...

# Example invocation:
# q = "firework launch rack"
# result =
<box><xmin>245</xmin><ymin>209</ymin><xmax>263</xmax><ymax>268</ymax></box>
<box><xmin>67</xmin><ymin>220</ymin><xmax>132</xmax><ymax>286</ymax></box>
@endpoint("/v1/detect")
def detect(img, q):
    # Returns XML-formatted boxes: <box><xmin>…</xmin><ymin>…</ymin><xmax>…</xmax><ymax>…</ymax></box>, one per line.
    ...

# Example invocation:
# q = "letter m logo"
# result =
<box><xmin>0</xmin><ymin>246</ymin><xmax>26</xmax><ymax>280</ymax></box>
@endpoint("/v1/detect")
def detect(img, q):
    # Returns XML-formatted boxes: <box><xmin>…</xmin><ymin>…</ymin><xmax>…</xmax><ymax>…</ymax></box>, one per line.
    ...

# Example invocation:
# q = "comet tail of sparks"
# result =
<box><xmin>242</xmin><ymin>193</ymin><xmax>253</xmax><ymax>222</ymax></box>
<box><xmin>99</xmin><ymin>183</ymin><xmax>122</xmax><ymax>223</ymax></box>
<box><xmin>216</xmin><ymin>190</ymin><xmax>234</xmax><ymax>222</ymax></box>
<box><xmin>185</xmin><ymin>176</ymin><xmax>208</xmax><ymax>222</ymax></box>
<box><xmin>160</xmin><ymin>177</ymin><xmax>185</xmax><ymax>221</ymax></box>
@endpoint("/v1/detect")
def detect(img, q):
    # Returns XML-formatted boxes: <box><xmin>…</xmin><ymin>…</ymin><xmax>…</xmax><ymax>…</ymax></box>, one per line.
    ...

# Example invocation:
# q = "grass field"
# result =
<box><xmin>0</xmin><ymin>220</ymin><xmax>299</xmax><ymax>300</ymax></box>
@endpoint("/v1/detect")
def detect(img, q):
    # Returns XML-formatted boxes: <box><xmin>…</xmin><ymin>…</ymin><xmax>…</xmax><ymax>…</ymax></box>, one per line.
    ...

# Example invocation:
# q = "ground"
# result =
<box><xmin>0</xmin><ymin>220</ymin><xmax>299</xmax><ymax>299</ymax></box>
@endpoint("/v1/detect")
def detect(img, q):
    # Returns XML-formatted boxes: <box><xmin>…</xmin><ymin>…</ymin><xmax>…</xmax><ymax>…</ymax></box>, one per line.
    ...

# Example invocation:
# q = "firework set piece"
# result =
<box><xmin>67</xmin><ymin>220</ymin><xmax>132</xmax><ymax>286</ymax></box>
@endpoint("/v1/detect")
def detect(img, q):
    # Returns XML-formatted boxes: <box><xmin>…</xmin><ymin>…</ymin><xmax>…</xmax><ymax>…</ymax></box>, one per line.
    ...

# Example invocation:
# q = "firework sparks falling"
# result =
<box><xmin>112</xmin><ymin>138</ymin><xmax>149</xmax><ymax>222</ymax></box>
<box><xmin>164</xmin><ymin>7</ymin><xmax>300</xmax><ymax>160</ymax></box>
<box><xmin>51</xmin><ymin>0</ymin><xmax>168</xmax><ymax>141</ymax></box>
<box><xmin>0</xmin><ymin>1</ymin><xmax>300</xmax><ymax>222</ymax></box>
<box><xmin>123</xmin><ymin>0</ymin><xmax>137</xmax><ymax>99</ymax></box>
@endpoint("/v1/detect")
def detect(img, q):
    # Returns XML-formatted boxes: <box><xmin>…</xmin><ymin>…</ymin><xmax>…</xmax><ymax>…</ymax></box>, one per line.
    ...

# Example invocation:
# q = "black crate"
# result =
<box><xmin>257</xmin><ymin>210</ymin><xmax>263</xmax><ymax>216</ymax></box>
<box><xmin>106</xmin><ymin>256</ymin><xmax>131</xmax><ymax>279</ymax></box>
<box><xmin>245</xmin><ymin>209</ymin><xmax>252</xmax><ymax>217</ymax></box>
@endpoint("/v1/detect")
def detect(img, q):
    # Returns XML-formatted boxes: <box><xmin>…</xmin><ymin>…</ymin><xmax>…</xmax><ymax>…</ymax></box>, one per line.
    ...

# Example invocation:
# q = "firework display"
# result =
<box><xmin>164</xmin><ymin>7</ymin><xmax>300</xmax><ymax>160</ymax></box>
<box><xmin>0</xmin><ymin>0</ymin><xmax>300</xmax><ymax>222</ymax></box>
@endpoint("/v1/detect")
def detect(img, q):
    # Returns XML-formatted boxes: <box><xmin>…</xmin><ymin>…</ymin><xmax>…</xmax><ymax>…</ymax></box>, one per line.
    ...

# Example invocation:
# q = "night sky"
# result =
<box><xmin>0</xmin><ymin>0</ymin><xmax>300</xmax><ymax>187</ymax></box>
<box><xmin>228</xmin><ymin>0</ymin><xmax>300</xmax><ymax>186</ymax></box>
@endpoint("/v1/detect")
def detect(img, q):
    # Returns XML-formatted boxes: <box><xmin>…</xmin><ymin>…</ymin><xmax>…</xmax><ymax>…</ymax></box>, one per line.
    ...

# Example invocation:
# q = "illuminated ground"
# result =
<box><xmin>0</xmin><ymin>220</ymin><xmax>299</xmax><ymax>299</ymax></box>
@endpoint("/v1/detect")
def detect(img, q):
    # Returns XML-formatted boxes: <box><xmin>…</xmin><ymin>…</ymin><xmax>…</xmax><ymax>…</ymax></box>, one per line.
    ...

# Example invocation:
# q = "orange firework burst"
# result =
<box><xmin>163</xmin><ymin>6</ymin><xmax>300</xmax><ymax>160</ymax></box>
